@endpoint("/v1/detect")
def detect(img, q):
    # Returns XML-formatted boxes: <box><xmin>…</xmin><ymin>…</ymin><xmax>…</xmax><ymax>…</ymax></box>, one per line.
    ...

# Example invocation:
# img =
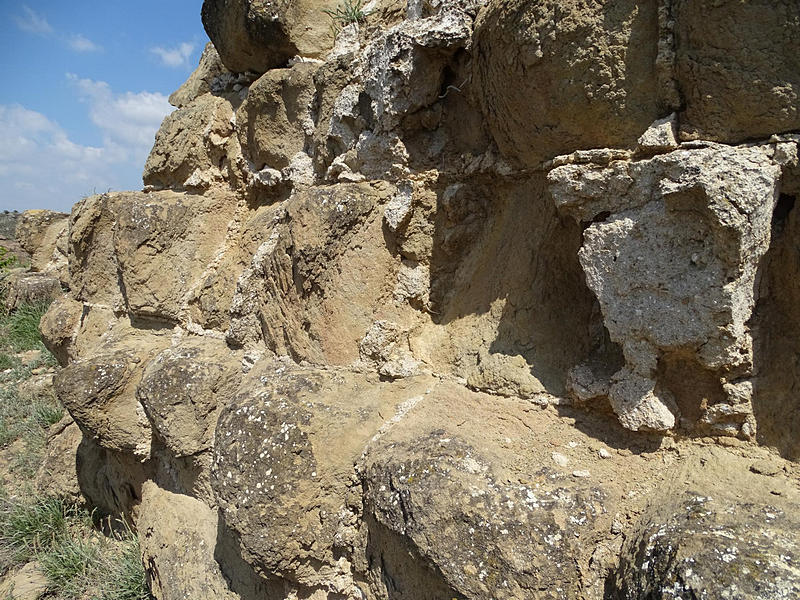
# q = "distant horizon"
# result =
<box><xmin>0</xmin><ymin>1</ymin><xmax>209</xmax><ymax>212</ymax></box>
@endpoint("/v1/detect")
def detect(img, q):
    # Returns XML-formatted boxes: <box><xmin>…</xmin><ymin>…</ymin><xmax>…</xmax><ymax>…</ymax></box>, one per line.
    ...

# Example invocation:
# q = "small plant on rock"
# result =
<box><xmin>323</xmin><ymin>0</ymin><xmax>371</xmax><ymax>32</ymax></box>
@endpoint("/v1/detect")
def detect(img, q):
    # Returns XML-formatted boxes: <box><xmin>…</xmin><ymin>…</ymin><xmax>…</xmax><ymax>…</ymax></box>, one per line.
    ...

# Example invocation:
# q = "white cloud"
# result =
<box><xmin>14</xmin><ymin>5</ymin><xmax>53</xmax><ymax>35</ymax></box>
<box><xmin>67</xmin><ymin>74</ymin><xmax>172</xmax><ymax>157</ymax></box>
<box><xmin>68</xmin><ymin>34</ymin><xmax>101</xmax><ymax>53</ymax></box>
<box><xmin>150</xmin><ymin>42</ymin><xmax>195</xmax><ymax>68</ymax></box>
<box><xmin>0</xmin><ymin>79</ymin><xmax>173</xmax><ymax>212</ymax></box>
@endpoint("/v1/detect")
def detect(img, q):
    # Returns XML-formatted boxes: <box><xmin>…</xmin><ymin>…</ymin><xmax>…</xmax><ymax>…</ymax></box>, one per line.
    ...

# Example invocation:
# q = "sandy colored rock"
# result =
<box><xmin>54</xmin><ymin>346</ymin><xmax>164</xmax><ymax>456</ymax></box>
<box><xmin>674</xmin><ymin>0</ymin><xmax>800</xmax><ymax>143</ymax></box>
<box><xmin>466</xmin><ymin>350</ymin><xmax>546</xmax><ymax>400</ymax></box>
<box><xmin>138</xmin><ymin>338</ymin><xmax>241</xmax><ymax>457</ymax></box>
<box><xmin>227</xmin><ymin>181</ymin><xmax>400</xmax><ymax>365</ymax></box>
<box><xmin>34</xmin><ymin>415</ymin><xmax>84</xmax><ymax>504</ymax></box>
<box><xmin>201</xmin><ymin>0</ymin><xmax>340</xmax><ymax>74</ymax></box>
<box><xmin>211</xmin><ymin>363</ymin><xmax>427</xmax><ymax>596</ymax></box>
<box><xmin>15</xmin><ymin>209</ymin><xmax>69</xmax><ymax>278</ymax></box>
<box><xmin>473</xmin><ymin>0</ymin><xmax>663</xmax><ymax>166</ymax></box>
<box><xmin>0</xmin><ymin>562</ymin><xmax>48</xmax><ymax>600</ymax></box>
<box><xmin>4</xmin><ymin>272</ymin><xmax>61</xmax><ymax>310</ymax></box>
<box><xmin>144</xmin><ymin>94</ymin><xmax>237</xmax><ymax>192</ymax></box>
<box><xmin>550</xmin><ymin>143</ymin><xmax>784</xmax><ymax>433</ymax></box>
<box><xmin>139</xmin><ymin>482</ymin><xmax>240</xmax><ymax>600</ymax></box>
<box><xmin>39</xmin><ymin>295</ymin><xmax>82</xmax><ymax>366</ymax></box>
<box><xmin>236</xmin><ymin>62</ymin><xmax>318</xmax><ymax>172</ymax></box>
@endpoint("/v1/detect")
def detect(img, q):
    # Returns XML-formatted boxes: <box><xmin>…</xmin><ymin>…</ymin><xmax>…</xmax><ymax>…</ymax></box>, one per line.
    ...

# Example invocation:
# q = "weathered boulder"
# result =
<box><xmin>138</xmin><ymin>482</ymin><xmax>240</xmax><ymax>600</ymax></box>
<box><xmin>610</xmin><ymin>448</ymin><xmax>800</xmax><ymax>599</ymax></box>
<box><xmin>34</xmin><ymin>415</ymin><xmax>84</xmax><ymax>504</ymax></box>
<box><xmin>38</xmin><ymin>295</ymin><xmax>82</xmax><ymax>366</ymax></box>
<box><xmin>473</xmin><ymin>0</ymin><xmax>663</xmax><ymax>166</ymax></box>
<box><xmin>144</xmin><ymin>95</ymin><xmax>237</xmax><ymax>192</ymax></box>
<box><xmin>236</xmin><ymin>62</ymin><xmax>318</xmax><ymax>173</ymax></box>
<box><xmin>54</xmin><ymin>345</ymin><xmax>165</xmax><ymax>456</ymax></box>
<box><xmin>138</xmin><ymin>338</ymin><xmax>242</xmax><ymax>457</ymax></box>
<box><xmin>674</xmin><ymin>0</ymin><xmax>800</xmax><ymax>143</ymax></box>
<box><xmin>201</xmin><ymin>0</ymin><xmax>340</xmax><ymax>74</ymax></box>
<box><xmin>15</xmin><ymin>209</ymin><xmax>69</xmax><ymax>279</ymax></box>
<box><xmin>69</xmin><ymin>190</ymin><xmax>239</xmax><ymax>324</ymax></box>
<box><xmin>550</xmin><ymin>143</ymin><xmax>788</xmax><ymax>434</ymax></box>
<box><xmin>227</xmin><ymin>181</ymin><xmax>401</xmax><ymax>365</ymax></box>
<box><xmin>211</xmin><ymin>363</ymin><xmax>425</xmax><ymax>596</ymax></box>
<box><xmin>4</xmin><ymin>271</ymin><xmax>61</xmax><ymax>310</ymax></box>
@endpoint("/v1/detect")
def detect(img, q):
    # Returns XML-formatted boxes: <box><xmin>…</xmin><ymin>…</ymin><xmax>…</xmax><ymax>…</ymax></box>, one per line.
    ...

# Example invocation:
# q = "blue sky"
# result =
<box><xmin>0</xmin><ymin>1</ymin><xmax>209</xmax><ymax>212</ymax></box>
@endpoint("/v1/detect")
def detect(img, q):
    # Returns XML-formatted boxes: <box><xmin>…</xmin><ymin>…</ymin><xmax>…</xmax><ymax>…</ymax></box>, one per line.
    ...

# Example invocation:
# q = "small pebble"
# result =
<box><xmin>552</xmin><ymin>452</ymin><xmax>569</xmax><ymax>467</ymax></box>
<box><xmin>750</xmin><ymin>460</ymin><xmax>782</xmax><ymax>476</ymax></box>
<box><xmin>598</xmin><ymin>448</ymin><xmax>612</xmax><ymax>459</ymax></box>
<box><xmin>572</xmin><ymin>470</ymin><xmax>590</xmax><ymax>478</ymax></box>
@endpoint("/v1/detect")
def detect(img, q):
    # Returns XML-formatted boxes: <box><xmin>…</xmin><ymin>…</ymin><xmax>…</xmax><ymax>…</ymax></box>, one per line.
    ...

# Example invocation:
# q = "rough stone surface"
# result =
<box><xmin>201</xmin><ymin>0</ymin><xmax>340</xmax><ymax>74</ymax></box>
<box><xmin>611</xmin><ymin>450</ymin><xmax>800</xmax><ymax>599</ymax></box>
<box><xmin>473</xmin><ymin>0</ymin><xmax>663</xmax><ymax>166</ymax></box>
<box><xmin>139</xmin><ymin>482</ymin><xmax>240</xmax><ymax>600</ymax></box>
<box><xmin>138</xmin><ymin>338</ymin><xmax>241</xmax><ymax>457</ymax></box>
<box><xmin>0</xmin><ymin>563</ymin><xmax>48</xmax><ymax>600</ymax></box>
<box><xmin>144</xmin><ymin>95</ymin><xmax>237</xmax><ymax>192</ymax></box>
<box><xmin>15</xmin><ymin>209</ymin><xmax>69</xmax><ymax>278</ymax></box>
<box><xmin>54</xmin><ymin>345</ymin><xmax>163</xmax><ymax>456</ymax></box>
<box><xmin>4</xmin><ymin>272</ymin><xmax>61</xmax><ymax>310</ymax></box>
<box><xmin>674</xmin><ymin>0</ymin><xmax>800</xmax><ymax>143</ymax></box>
<box><xmin>27</xmin><ymin>2</ymin><xmax>800</xmax><ymax>599</ymax></box>
<box><xmin>550</xmin><ymin>143</ymin><xmax>786</xmax><ymax>434</ymax></box>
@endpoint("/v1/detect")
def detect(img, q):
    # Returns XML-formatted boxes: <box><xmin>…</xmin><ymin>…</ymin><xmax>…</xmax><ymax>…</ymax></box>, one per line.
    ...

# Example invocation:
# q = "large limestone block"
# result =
<box><xmin>473</xmin><ymin>0</ymin><xmax>662</xmax><ymax>166</ymax></box>
<box><xmin>228</xmin><ymin>181</ymin><xmax>400</xmax><ymax>364</ymax></box>
<box><xmin>34</xmin><ymin>415</ymin><xmax>84</xmax><ymax>504</ymax></box>
<box><xmin>550</xmin><ymin>143</ymin><xmax>786</xmax><ymax>433</ymax></box>
<box><xmin>68</xmin><ymin>194</ymin><xmax>123</xmax><ymax>307</ymax></box>
<box><xmin>610</xmin><ymin>448</ymin><xmax>800</xmax><ymax>599</ymax></box>
<box><xmin>54</xmin><ymin>343</ymin><xmax>167</xmax><ymax>456</ymax></box>
<box><xmin>138</xmin><ymin>338</ymin><xmax>242</xmax><ymax>457</ymax></box>
<box><xmin>211</xmin><ymin>363</ymin><xmax>430</xmax><ymax>596</ymax></box>
<box><xmin>201</xmin><ymin>0</ymin><xmax>340</xmax><ymax>74</ymax></box>
<box><xmin>39</xmin><ymin>295</ymin><xmax>82</xmax><ymax>366</ymax></box>
<box><xmin>236</xmin><ymin>62</ymin><xmax>318</xmax><ymax>171</ymax></box>
<box><xmin>143</xmin><ymin>94</ymin><xmax>237</xmax><ymax>192</ymax></box>
<box><xmin>15</xmin><ymin>209</ymin><xmax>68</xmax><ymax>281</ymax></box>
<box><xmin>138</xmin><ymin>482</ymin><xmax>240</xmax><ymax>600</ymax></box>
<box><xmin>4</xmin><ymin>272</ymin><xmax>61</xmax><ymax>310</ymax></box>
<box><xmin>674</xmin><ymin>0</ymin><xmax>800</xmax><ymax>143</ymax></box>
<box><xmin>68</xmin><ymin>190</ymin><xmax>238</xmax><ymax>323</ymax></box>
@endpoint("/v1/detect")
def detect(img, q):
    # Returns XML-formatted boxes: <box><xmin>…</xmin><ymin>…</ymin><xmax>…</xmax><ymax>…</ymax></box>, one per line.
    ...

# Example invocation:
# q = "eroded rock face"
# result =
<box><xmin>139</xmin><ymin>482</ymin><xmax>240</xmax><ymax>600</ymax></box>
<box><xmin>138</xmin><ymin>338</ymin><xmax>242</xmax><ymax>457</ymax></box>
<box><xmin>34</xmin><ymin>1</ymin><xmax>800</xmax><ymax>599</ymax></box>
<box><xmin>550</xmin><ymin>142</ymin><xmax>790</xmax><ymax>434</ymax></box>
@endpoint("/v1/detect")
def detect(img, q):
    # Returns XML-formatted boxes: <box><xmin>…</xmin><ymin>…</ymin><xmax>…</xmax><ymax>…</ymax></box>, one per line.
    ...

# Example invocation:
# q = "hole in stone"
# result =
<box><xmin>656</xmin><ymin>352</ymin><xmax>725</xmax><ymax>431</ymax></box>
<box><xmin>581</xmin><ymin>210</ymin><xmax>611</xmax><ymax>231</ymax></box>
<box><xmin>772</xmin><ymin>193</ymin><xmax>796</xmax><ymax>235</ymax></box>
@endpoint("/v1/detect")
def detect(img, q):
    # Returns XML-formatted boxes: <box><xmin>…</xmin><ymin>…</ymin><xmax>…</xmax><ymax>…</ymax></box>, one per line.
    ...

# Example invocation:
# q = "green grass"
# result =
<box><xmin>0</xmin><ymin>496</ymin><xmax>70</xmax><ymax>567</ymax></box>
<box><xmin>40</xmin><ymin>535</ymin><xmax>101</xmax><ymax>597</ymax></box>
<box><xmin>323</xmin><ymin>0</ymin><xmax>371</xmax><ymax>31</ymax></box>
<box><xmin>99</xmin><ymin>533</ymin><xmax>151</xmax><ymax>600</ymax></box>
<box><xmin>0</xmin><ymin>494</ymin><xmax>153</xmax><ymax>600</ymax></box>
<box><xmin>2</xmin><ymin>302</ymin><xmax>51</xmax><ymax>353</ymax></box>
